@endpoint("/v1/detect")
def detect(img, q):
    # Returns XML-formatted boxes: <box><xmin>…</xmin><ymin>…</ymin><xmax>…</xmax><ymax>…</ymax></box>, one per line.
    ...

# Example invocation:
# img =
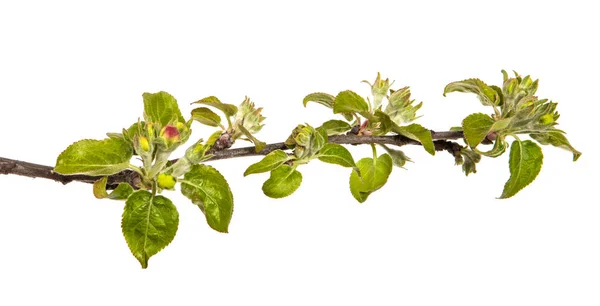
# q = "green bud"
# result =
<box><xmin>365</xmin><ymin>72</ymin><xmax>391</xmax><ymax>109</ymax></box>
<box><xmin>539</xmin><ymin>114</ymin><xmax>555</xmax><ymax>125</ymax></box>
<box><xmin>139</xmin><ymin>136</ymin><xmax>150</xmax><ymax>152</ymax></box>
<box><xmin>157</xmin><ymin>173</ymin><xmax>177</xmax><ymax>189</ymax></box>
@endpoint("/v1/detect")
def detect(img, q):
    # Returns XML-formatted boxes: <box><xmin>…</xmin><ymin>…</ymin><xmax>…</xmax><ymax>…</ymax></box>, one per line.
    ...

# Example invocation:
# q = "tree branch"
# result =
<box><xmin>0</xmin><ymin>131</ymin><xmax>464</xmax><ymax>189</ymax></box>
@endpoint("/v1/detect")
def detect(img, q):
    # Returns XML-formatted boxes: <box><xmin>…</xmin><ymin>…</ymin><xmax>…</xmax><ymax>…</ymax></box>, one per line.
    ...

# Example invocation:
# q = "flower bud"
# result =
<box><xmin>157</xmin><ymin>173</ymin><xmax>177</xmax><ymax>189</ymax></box>
<box><xmin>539</xmin><ymin>114</ymin><xmax>555</xmax><ymax>125</ymax></box>
<box><xmin>139</xmin><ymin>136</ymin><xmax>150</xmax><ymax>152</ymax></box>
<box><xmin>146</xmin><ymin>123</ymin><xmax>156</xmax><ymax>139</ymax></box>
<box><xmin>367</xmin><ymin>72</ymin><xmax>391</xmax><ymax>109</ymax></box>
<box><xmin>160</xmin><ymin>125</ymin><xmax>181</xmax><ymax>144</ymax></box>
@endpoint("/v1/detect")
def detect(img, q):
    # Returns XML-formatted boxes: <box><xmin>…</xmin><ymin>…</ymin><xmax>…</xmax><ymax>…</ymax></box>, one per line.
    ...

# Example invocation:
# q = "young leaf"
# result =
<box><xmin>477</xmin><ymin>136</ymin><xmax>508</xmax><ymax>158</ymax></box>
<box><xmin>191</xmin><ymin>107</ymin><xmax>222</xmax><ymax>127</ymax></box>
<box><xmin>93</xmin><ymin>176</ymin><xmax>134</xmax><ymax>200</ymax></box>
<box><xmin>244</xmin><ymin>150</ymin><xmax>290</xmax><ymax>176</ymax></box>
<box><xmin>262</xmin><ymin>165</ymin><xmax>302</xmax><ymax>198</ymax></box>
<box><xmin>500</xmin><ymin>140</ymin><xmax>543</xmax><ymax>199</ymax></box>
<box><xmin>392</xmin><ymin>124</ymin><xmax>435</xmax><ymax>155</ymax></box>
<box><xmin>443</xmin><ymin>78</ymin><xmax>501</xmax><ymax>106</ymax></box>
<box><xmin>55</xmin><ymin>138</ymin><xmax>133</xmax><ymax>176</ymax></box>
<box><xmin>122</xmin><ymin>191</ymin><xmax>179</xmax><ymax>269</ymax></box>
<box><xmin>303</xmin><ymin>92</ymin><xmax>335</xmax><ymax>108</ymax></box>
<box><xmin>192</xmin><ymin>96</ymin><xmax>238</xmax><ymax>117</ymax></box>
<box><xmin>238</xmin><ymin>124</ymin><xmax>267</xmax><ymax>152</ymax></box>
<box><xmin>385</xmin><ymin>87</ymin><xmax>423</xmax><ymax>124</ymax></box>
<box><xmin>372</xmin><ymin>110</ymin><xmax>394</xmax><ymax>135</ymax></box>
<box><xmin>462</xmin><ymin>113</ymin><xmax>495</xmax><ymax>148</ymax></box>
<box><xmin>530</xmin><ymin>130</ymin><xmax>581</xmax><ymax>161</ymax></box>
<box><xmin>457</xmin><ymin>148</ymin><xmax>481</xmax><ymax>176</ymax></box>
<box><xmin>333</xmin><ymin>90</ymin><xmax>369</xmax><ymax>114</ymax></box>
<box><xmin>319</xmin><ymin>120</ymin><xmax>352</xmax><ymax>135</ymax></box>
<box><xmin>363</xmin><ymin>72</ymin><xmax>391</xmax><ymax>109</ymax></box>
<box><xmin>317</xmin><ymin>143</ymin><xmax>356</xmax><ymax>168</ymax></box>
<box><xmin>143</xmin><ymin>91</ymin><xmax>185</xmax><ymax>127</ymax></box>
<box><xmin>349</xmin><ymin>154</ymin><xmax>393</xmax><ymax>203</ymax></box>
<box><xmin>380</xmin><ymin>144</ymin><xmax>411</xmax><ymax>168</ymax></box>
<box><xmin>234</xmin><ymin>97</ymin><xmax>265</xmax><ymax>134</ymax></box>
<box><xmin>180</xmin><ymin>165</ymin><xmax>234</xmax><ymax>233</ymax></box>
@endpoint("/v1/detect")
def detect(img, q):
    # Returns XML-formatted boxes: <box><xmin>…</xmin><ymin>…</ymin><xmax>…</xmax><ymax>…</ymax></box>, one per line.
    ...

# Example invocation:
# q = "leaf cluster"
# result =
<box><xmin>52</xmin><ymin>71</ymin><xmax>580</xmax><ymax>268</ymax></box>
<box><xmin>444</xmin><ymin>71</ymin><xmax>580</xmax><ymax>197</ymax></box>
<box><xmin>55</xmin><ymin>92</ymin><xmax>266</xmax><ymax>268</ymax></box>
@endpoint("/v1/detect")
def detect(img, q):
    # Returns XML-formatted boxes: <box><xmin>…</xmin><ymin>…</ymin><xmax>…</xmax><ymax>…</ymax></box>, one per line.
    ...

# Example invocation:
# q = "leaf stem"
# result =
<box><xmin>371</xmin><ymin>143</ymin><xmax>377</xmax><ymax>160</ymax></box>
<box><xmin>129</xmin><ymin>164</ymin><xmax>144</xmax><ymax>176</ymax></box>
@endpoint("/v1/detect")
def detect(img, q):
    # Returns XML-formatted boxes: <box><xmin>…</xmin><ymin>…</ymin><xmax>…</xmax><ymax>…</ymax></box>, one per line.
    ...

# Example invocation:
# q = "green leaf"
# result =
<box><xmin>244</xmin><ymin>150</ymin><xmax>290</xmax><ymax>176</ymax></box>
<box><xmin>457</xmin><ymin>148</ymin><xmax>481</xmax><ymax>176</ymax></box>
<box><xmin>317</xmin><ymin>143</ymin><xmax>356</xmax><ymax>168</ymax></box>
<box><xmin>238</xmin><ymin>124</ymin><xmax>266</xmax><ymax>152</ymax></box>
<box><xmin>500</xmin><ymin>140</ymin><xmax>543</xmax><ymax>199</ymax></box>
<box><xmin>349</xmin><ymin>153</ymin><xmax>393</xmax><ymax>203</ymax></box>
<box><xmin>93</xmin><ymin>176</ymin><xmax>134</xmax><ymax>200</ymax></box>
<box><xmin>180</xmin><ymin>165</ymin><xmax>234</xmax><ymax>233</ymax></box>
<box><xmin>143</xmin><ymin>91</ymin><xmax>185</xmax><ymax>127</ymax></box>
<box><xmin>392</xmin><ymin>124</ymin><xmax>435</xmax><ymax>155</ymax></box>
<box><xmin>477</xmin><ymin>136</ymin><xmax>508</xmax><ymax>158</ymax></box>
<box><xmin>530</xmin><ymin>130</ymin><xmax>581</xmax><ymax>161</ymax></box>
<box><xmin>372</xmin><ymin>110</ymin><xmax>394</xmax><ymax>135</ymax></box>
<box><xmin>262</xmin><ymin>165</ymin><xmax>302</xmax><ymax>198</ymax></box>
<box><xmin>319</xmin><ymin>120</ymin><xmax>352</xmax><ymax>135</ymax></box>
<box><xmin>462</xmin><ymin>113</ymin><xmax>495</xmax><ymax>148</ymax></box>
<box><xmin>303</xmin><ymin>92</ymin><xmax>335</xmax><ymax>108</ymax></box>
<box><xmin>491</xmin><ymin>117</ymin><xmax>511</xmax><ymax>131</ymax></box>
<box><xmin>333</xmin><ymin>90</ymin><xmax>369</xmax><ymax>114</ymax></box>
<box><xmin>55</xmin><ymin>138</ymin><xmax>133</xmax><ymax>176</ymax></box>
<box><xmin>191</xmin><ymin>107</ymin><xmax>222</xmax><ymax>127</ymax></box>
<box><xmin>192</xmin><ymin>96</ymin><xmax>238</xmax><ymax>117</ymax></box>
<box><xmin>121</xmin><ymin>191</ymin><xmax>179</xmax><ymax>269</ymax></box>
<box><xmin>444</xmin><ymin>78</ymin><xmax>501</xmax><ymax>106</ymax></box>
<box><xmin>380</xmin><ymin>144</ymin><xmax>411</xmax><ymax>168</ymax></box>
<box><xmin>123</xmin><ymin>121</ymin><xmax>146</xmax><ymax>144</ymax></box>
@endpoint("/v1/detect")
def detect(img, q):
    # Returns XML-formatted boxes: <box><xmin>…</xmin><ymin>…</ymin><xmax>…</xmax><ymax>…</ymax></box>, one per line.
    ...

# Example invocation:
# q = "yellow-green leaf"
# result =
<box><xmin>392</xmin><ymin>123</ymin><xmax>435</xmax><ymax>155</ymax></box>
<box><xmin>191</xmin><ymin>107</ymin><xmax>222</xmax><ymax>127</ymax></box>
<box><xmin>192</xmin><ymin>96</ymin><xmax>238</xmax><ymax>117</ymax></box>
<box><xmin>143</xmin><ymin>91</ymin><xmax>185</xmax><ymax>127</ymax></box>
<box><xmin>349</xmin><ymin>154</ymin><xmax>393</xmax><ymax>203</ymax></box>
<box><xmin>462</xmin><ymin>113</ymin><xmax>495</xmax><ymax>148</ymax></box>
<box><xmin>121</xmin><ymin>191</ymin><xmax>179</xmax><ymax>269</ymax></box>
<box><xmin>530</xmin><ymin>130</ymin><xmax>581</xmax><ymax>161</ymax></box>
<box><xmin>500</xmin><ymin>140</ymin><xmax>543</xmax><ymax>199</ymax></box>
<box><xmin>262</xmin><ymin>165</ymin><xmax>302</xmax><ymax>198</ymax></box>
<box><xmin>319</xmin><ymin>120</ymin><xmax>352</xmax><ymax>135</ymax></box>
<box><xmin>303</xmin><ymin>92</ymin><xmax>335</xmax><ymax>108</ymax></box>
<box><xmin>318</xmin><ymin>143</ymin><xmax>356</xmax><ymax>168</ymax></box>
<box><xmin>444</xmin><ymin>78</ymin><xmax>501</xmax><ymax>106</ymax></box>
<box><xmin>333</xmin><ymin>90</ymin><xmax>369</xmax><ymax>114</ymax></box>
<box><xmin>54</xmin><ymin>138</ymin><xmax>133</xmax><ymax>176</ymax></box>
<box><xmin>93</xmin><ymin>176</ymin><xmax>133</xmax><ymax>200</ymax></box>
<box><xmin>244</xmin><ymin>150</ymin><xmax>290</xmax><ymax>176</ymax></box>
<box><xmin>180</xmin><ymin>165</ymin><xmax>234</xmax><ymax>233</ymax></box>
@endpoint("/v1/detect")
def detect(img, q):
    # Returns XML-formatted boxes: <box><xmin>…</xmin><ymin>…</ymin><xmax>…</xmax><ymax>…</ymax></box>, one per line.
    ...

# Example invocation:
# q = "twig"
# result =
<box><xmin>0</xmin><ymin>131</ymin><xmax>464</xmax><ymax>189</ymax></box>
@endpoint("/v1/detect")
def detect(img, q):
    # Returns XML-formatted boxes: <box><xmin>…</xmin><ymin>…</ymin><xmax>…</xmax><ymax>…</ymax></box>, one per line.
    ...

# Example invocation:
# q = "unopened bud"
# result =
<box><xmin>157</xmin><ymin>173</ymin><xmax>176</xmax><ymax>189</ymax></box>
<box><xmin>539</xmin><ymin>114</ymin><xmax>554</xmax><ymax>125</ymax></box>
<box><xmin>160</xmin><ymin>125</ymin><xmax>181</xmax><ymax>144</ymax></box>
<box><xmin>139</xmin><ymin>136</ymin><xmax>150</xmax><ymax>151</ymax></box>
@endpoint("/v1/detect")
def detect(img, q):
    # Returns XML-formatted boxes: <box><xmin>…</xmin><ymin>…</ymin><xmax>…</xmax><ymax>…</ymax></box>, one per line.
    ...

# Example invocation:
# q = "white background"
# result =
<box><xmin>1</xmin><ymin>1</ymin><xmax>598</xmax><ymax>305</ymax></box>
